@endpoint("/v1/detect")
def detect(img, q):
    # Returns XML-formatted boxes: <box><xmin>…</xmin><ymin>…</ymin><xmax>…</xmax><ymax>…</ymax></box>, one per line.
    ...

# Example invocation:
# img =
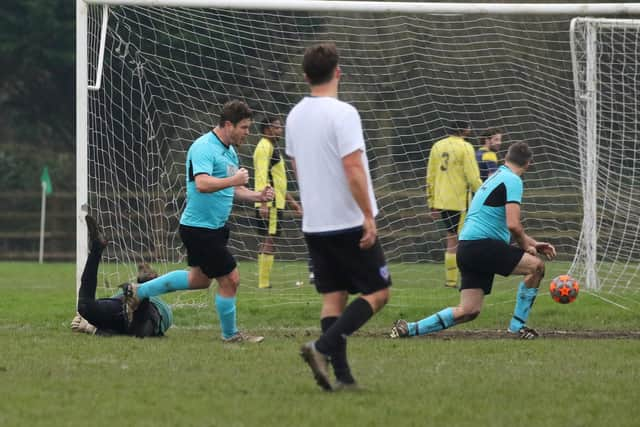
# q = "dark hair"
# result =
<box><xmin>505</xmin><ymin>141</ymin><xmax>533</xmax><ymax>167</ymax></box>
<box><xmin>481</xmin><ymin>128</ymin><xmax>502</xmax><ymax>140</ymax></box>
<box><xmin>303</xmin><ymin>43</ymin><xmax>339</xmax><ymax>86</ymax></box>
<box><xmin>260</xmin><ymin>115</ymin><xmax>281</xmax><ymax>134</ymax></box>
<box><xmin>449</xmin><ymin>120</ymin><xmax>470</xmax><ymax>136</ymax></box>
<box><xmin>218</xmin><ymin>100</ymin><xmax>253</xmax><ymax>127</ymax></box>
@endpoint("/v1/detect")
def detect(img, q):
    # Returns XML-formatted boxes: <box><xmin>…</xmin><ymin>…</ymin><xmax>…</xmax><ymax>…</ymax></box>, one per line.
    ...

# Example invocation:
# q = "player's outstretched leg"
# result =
<box><xmin>122</xmin><ymin>270</ymin><xmax>190</xmax><ymax>322</ymax></box>
<box><xmin>78</xmin><ymin>215</ymin><xmax>108</xmax><ymax>305</ymax></box>
<box><xmin>390</xmin><ymin>308</ymin><xmax>455</xmax><ymax>338</ymax></box>
<box><xmin>86</xmin><ymin>215</ymin><xmax>108</xmax><ymax>249</ymax></box>
<box><xmin>391</xmin><ymin>289</ymin><xmax>483</xmax><ymax>338</ymax></box>
<box><xmin>390</xmin><ymin>319</ymin><xmax>410</xmax><ymax>338</ymax></box>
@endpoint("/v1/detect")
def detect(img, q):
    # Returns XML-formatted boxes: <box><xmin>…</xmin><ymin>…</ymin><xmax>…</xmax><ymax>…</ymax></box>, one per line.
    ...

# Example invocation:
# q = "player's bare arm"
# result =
<box><xmin>506</xmin><ymin>202</ymin><xmax>537</xmax><ymax>253</ymax></box>
<box><xmin>535</xmin><ymin>241</ymin><xmax>557</xmax><ymax>260</ymax></box>
<box><xmin>506</xmin><ymin>203</ymin><xmax>556</xmax><ymax>259</ymax></box>
<box><xmin>286</xmin><ymin>193</ymin><xmax>302</xmax><ymax>215</ymax></box>
<box><xmin>342</xmin><ymin>149</ymin><xmax>376</xmax><ymax>249</ymax></box>
<box><xmin>235</xmin><ymin>185</ymin><xmax>274</xmax><ymax>202</ymax></box>
<box><xmin>195</xmin><ymin>168</ymin><xmax>249</xmax><ymax>193</ymax></box>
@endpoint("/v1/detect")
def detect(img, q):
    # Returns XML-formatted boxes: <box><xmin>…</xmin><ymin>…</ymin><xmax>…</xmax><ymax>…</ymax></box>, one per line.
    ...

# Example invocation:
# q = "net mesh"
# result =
<box><xmin>571</xmin><ymin>18</ymin><xmax>640</xmax><ymax>296</ymax></box>
<box><xmin>85</xmin><ymin>6</ymin><xmax>639</xmax><ymax>307</ymax></box>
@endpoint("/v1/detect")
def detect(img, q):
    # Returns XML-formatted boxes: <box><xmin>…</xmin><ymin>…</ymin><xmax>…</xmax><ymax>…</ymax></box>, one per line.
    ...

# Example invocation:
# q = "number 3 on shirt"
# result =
<box><xmin>440</xmin><ymin>152</ymin><xmax>450</xmax><ymax>171</ymax></box>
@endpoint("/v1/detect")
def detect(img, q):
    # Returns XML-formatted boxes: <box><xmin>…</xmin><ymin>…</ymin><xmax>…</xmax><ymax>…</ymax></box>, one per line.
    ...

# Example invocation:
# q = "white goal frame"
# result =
<box><xmin>570</xmin><ymin>17</ymin><xmax>640</xmax><ymax>290</ymax></box>
<box><xmin>76</xmin><ymin>1</ymin><xmax>640</xmax><ymax>291</ymax></box>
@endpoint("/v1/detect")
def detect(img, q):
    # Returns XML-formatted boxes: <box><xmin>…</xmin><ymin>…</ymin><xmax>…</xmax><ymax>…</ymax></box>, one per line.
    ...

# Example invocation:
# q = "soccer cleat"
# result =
<box><xmin>136</xmin><ymin>263</ymin><xmax>158</xmax><ymax>284</ymax></box>
<box><xmin>299</xmin><ymin>341</ymin><xmax>332</xmax><ymax>391</ymax></box>
<box><xmin>444</xmin><ymin>282</ymin><xmax>458</xmax><ymax>289</ymax></box>
<box><xmin>120</xmin><ymin>282</ymin><xmax>140</xmax><ymax>324</ymax></box>
<box><xmin>390</xmin><ymin>319</ymin><xmax>410</xmax><ymax>338</ymax></box>
<box><xmin>222</xmin><ymin>331</ymin><xmax>265</xmax><ymax>343</ymax></box>
<box><xmin>509</xmin><ymin>326</ymin><xmax>539</xmax><ymax>340</ymax></box>
<box><xmin>308</xmin><ymin>272</ymin><xmax>315</xmax><ymax>285</ymax></box>
<box><xmin>85</xmin><ymin>215</ymin><xmax>108</xmax><ymax>249</ymax></box>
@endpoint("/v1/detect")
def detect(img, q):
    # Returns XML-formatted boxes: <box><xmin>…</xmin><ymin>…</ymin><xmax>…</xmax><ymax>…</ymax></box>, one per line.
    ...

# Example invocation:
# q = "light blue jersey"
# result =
<box><xmin>459</xmin><ymin>165</ymin><xmax>523</xmax><ymax>243</ymax></box>
<box><xmin>180</xmin><ymin>132</ymin><xmax>239</xmax><ymax>230</ymax></box>
<box><xmin>150</xmin><ymin>296</ymin><xmax>173</xmax><ymax>335</ymax></box>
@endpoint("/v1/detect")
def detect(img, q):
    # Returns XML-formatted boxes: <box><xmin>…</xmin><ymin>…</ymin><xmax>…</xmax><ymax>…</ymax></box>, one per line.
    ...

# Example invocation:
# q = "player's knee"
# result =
<box><xmin>533</xmin><ymin>258</ymin><xmax>545</xmax><ymax>277</ymax></box>
<box><xmin>462</xmin><ymin>309</ymin><xmax>480</xmax><ymax>322</ymax></box>
<box><xmin>365</xmin><ymin>288</ymin><xmax>390</xmax><ymax>312</ymax></box>
<box><xmin>188</xmin><ymin>270</ymin><xmax>212</xmax><ymax>289</ymax></box>
<box><xmin>378</xmin><ymin>287</ymin><xmax>391</xmax><ymax>306</ymax></box>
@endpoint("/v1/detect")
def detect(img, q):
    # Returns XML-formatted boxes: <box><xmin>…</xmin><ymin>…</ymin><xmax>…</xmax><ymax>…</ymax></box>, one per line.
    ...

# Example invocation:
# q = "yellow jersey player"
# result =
<box><xmin>476</xmin><ymin>128</ymin><xmax>503</xmax><ymax>181</ymax></box>
<box><xmin>426</xmin><ymin>121</ymin><xmax>483</xmax><ymax>288</ymax></box>
<box><xmin>253</xmin><ymin>116</ymin><xmax>302</xmax><ymax>289</ymax></box>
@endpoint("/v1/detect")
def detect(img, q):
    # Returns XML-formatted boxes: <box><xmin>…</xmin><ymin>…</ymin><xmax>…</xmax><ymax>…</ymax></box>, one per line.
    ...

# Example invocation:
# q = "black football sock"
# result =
<box><xmin>321</xmin><ymin>316</ymin><xmax>355</xmax><ymax>384</ymax></box>
<box><xmin>78</xmin><ymin>243</ymin><xmax>105</xmax><ymax>302</ymax></box>
<box><xmin>316</xmin><ymin>298</ymin><xmax>374</xmax><ymax>356</ymax></box>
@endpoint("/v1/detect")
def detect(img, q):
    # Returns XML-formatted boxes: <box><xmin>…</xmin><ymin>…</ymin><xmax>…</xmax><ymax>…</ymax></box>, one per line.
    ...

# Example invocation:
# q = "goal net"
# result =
<box><xmin>571</xmin><ymin>18</ymin><xmax>640</xmax><ymax>298</ymax></box>
<box><xmin>79</xmin><ymin>2</ymin><xmax>640</xmax><ymax>310</ymax></box>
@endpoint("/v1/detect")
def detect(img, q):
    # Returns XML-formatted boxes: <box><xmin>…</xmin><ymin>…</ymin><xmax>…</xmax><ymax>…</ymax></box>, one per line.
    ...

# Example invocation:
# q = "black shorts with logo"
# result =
<box><xmin>304</xmin><ymin>227</ymin><xmax>392</xmax><ymax>295</ymax></box>
<box><xmin>440</xmin><ymin>210</ymin><xmax>462</xmax><ymax>234</ymax></box>
<box><xmin>457</xmin><ymin>239</ymin><xmax>525</xmax><ymax>295</ymax></box>
<box><xmin>179</xmin><ymin>224</ymin><xmax>237</xmax><ymax>279</ymax></box>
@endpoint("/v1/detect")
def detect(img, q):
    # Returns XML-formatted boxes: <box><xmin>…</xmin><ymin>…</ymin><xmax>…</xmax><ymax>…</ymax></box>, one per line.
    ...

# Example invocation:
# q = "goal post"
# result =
<box><xmin>570</xmin><ymin>17</ymin><xmax>640</xmax><ymax>292</ymax></box>
<box><xmin>77</xmin><ymin>1</ymin><xmax>640</xmax><ymax>304</ymax></box>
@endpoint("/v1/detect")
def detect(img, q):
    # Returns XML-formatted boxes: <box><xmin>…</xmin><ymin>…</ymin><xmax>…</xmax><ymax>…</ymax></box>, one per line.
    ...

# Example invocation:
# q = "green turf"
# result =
<box><xmin>1</xmin><ymin>262</ymin><xmax>639</xmax><ymax>426</ymax></box>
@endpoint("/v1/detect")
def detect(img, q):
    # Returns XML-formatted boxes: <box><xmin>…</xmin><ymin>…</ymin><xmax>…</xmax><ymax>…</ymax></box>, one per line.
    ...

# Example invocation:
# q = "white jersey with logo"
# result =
<box><xmin>285</xmin><ymin>96</ymin><xmax>378</xmax><ymax>233</ymax></box>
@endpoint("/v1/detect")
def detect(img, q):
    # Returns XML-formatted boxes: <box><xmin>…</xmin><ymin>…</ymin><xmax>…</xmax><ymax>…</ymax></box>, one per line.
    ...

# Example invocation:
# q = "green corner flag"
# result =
<box><xmin>41</xmin><ymin>167</ymin><xmax>53</xmax><ymax>196</ymax></box>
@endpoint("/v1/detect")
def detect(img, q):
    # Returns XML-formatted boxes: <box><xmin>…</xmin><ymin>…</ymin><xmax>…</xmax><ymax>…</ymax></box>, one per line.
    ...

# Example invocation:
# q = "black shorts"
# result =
<box><xmin>457</xmin><ymin>239</ymin><xmax>525</xmax><ymax>295</ymax></box>
<box><xmin>254</xmin><ymin>208</ymin><xmax>283</xmax><ymax>236</ymax></box>
<box><xmin>179</xmin><ymin>224</ymin><xmax>237</xmax><ymax>279</ymax></box>
<box><xmin>304</xmin><ymin>227</ymin><xmax>392</xmax><ymax>295</ymax></box>
<box><xmin>440</xmin><ymin>210</ymin><xmax>462</xmax><ymax>234</ymax></box>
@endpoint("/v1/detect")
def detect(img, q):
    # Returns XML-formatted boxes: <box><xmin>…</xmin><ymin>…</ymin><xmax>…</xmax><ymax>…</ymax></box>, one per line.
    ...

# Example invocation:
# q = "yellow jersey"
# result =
<box><xmin>426</xmin><ymin>135</ymin><xmax>482</xmax><ymax>211</ymax></box>
<box><xmin>253</xmin><ymin>137</ymin><xmax>287</xmax><ymax>209</ymax></box>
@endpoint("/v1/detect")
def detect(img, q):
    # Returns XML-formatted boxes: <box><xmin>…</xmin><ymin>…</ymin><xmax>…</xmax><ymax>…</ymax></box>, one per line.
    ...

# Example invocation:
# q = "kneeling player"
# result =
<box><xmin>391</xmin><ymin>142</ymin><xmax>556</xmax><ymax>340</ymax></box>
<box><xmin>71</xmin><ymin>215</ymin><xmax>172</xmax><ymax>337</ymax></box>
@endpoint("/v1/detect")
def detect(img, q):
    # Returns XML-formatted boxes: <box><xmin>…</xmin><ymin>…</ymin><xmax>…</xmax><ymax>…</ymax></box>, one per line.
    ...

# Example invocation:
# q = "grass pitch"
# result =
<box><xmin>1</xmin><ymin>261</ymin><xmax>639</xmax><ymax>427</ymax></box>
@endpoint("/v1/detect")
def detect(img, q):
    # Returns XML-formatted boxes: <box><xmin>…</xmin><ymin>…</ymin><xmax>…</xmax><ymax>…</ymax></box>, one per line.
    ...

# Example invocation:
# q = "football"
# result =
<box><xmin>549</xmin><ymin>274</ymin><xmax>580</xmax><ymax>304</ymax></box>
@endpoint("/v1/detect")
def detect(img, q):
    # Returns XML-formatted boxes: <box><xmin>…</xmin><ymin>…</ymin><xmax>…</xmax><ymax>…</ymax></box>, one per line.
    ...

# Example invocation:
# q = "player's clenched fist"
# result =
<box><xmin>259</xmin><ymin>185</ymin><xmax>275</xmax><ymax>202</ymax></box>
<box><xmin>233</xmin><ymin>168</ymin><xmax>249</xmax><ymax>186</ymax></box>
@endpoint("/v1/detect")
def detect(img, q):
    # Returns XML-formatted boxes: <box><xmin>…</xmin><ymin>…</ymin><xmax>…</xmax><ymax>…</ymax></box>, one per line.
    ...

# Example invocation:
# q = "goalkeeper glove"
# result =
<box><xmin>71</xmin><ymin>314</ymin><xmax>97</xmax><ymax>335</ymax></box>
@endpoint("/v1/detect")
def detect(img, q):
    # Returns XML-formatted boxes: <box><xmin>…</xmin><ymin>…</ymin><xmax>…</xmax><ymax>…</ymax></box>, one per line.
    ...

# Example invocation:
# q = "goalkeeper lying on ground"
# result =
<box><xmin>71</xmin><ymin>215</ymin><xmax>173</xmax><ymax>337</ymax></box>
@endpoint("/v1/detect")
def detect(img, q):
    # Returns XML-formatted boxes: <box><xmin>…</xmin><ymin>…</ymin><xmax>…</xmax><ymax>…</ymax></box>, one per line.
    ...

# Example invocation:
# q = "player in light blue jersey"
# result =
<box><xmin>392</xmin><ymin>142</ymin><xmax>556</xmax><ymax>340</ymax></box>
<box><xmin>122</xmin><ymin>100</ymin><xmax>274</xmax><ymax>343</ymax></box>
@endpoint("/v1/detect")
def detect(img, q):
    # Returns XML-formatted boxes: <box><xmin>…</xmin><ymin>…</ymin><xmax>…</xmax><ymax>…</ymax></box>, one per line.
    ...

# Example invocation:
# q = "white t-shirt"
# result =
<box><xmin>285</xmin><ymin>96</ymin><xmax>378</xmax><ymax>233</ymax></box>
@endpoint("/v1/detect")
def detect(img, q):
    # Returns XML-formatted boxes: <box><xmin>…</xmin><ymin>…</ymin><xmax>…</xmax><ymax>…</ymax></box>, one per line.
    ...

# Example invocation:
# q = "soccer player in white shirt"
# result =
<box><xmin>286</xmin><ymin>43</ymin><xmax>392</xmax><ymax>391</ymax></box>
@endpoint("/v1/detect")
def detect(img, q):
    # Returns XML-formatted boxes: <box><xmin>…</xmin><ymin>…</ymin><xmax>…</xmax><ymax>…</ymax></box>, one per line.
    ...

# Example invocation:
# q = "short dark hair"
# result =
<box><xmin>481</xmin><ymin>128</ymin><xmax>502</xmax><ymax>140</ymax></box>
<box><xmin>260</xmin><ymin>115</ymin><xmax>281</xmax><ymax>134</ymax></box>
<box><xmin>218</xmin><ymin>100</ymin><xmax>253</xmax><ymax>127</ymax></box>
<box><xmin>505</xmin><ymin>141</ymin><xmax>533</xmax><ymax>167</ymax></box>
<box><xmin>449</xmin><ymin>120</ymin><xmax>470</xmax><ymax>135</ymax></box>
<box><xmin>303</xmin><ymin>43</ymin><xmax>339</xmax><ymax>86</ymax></box>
